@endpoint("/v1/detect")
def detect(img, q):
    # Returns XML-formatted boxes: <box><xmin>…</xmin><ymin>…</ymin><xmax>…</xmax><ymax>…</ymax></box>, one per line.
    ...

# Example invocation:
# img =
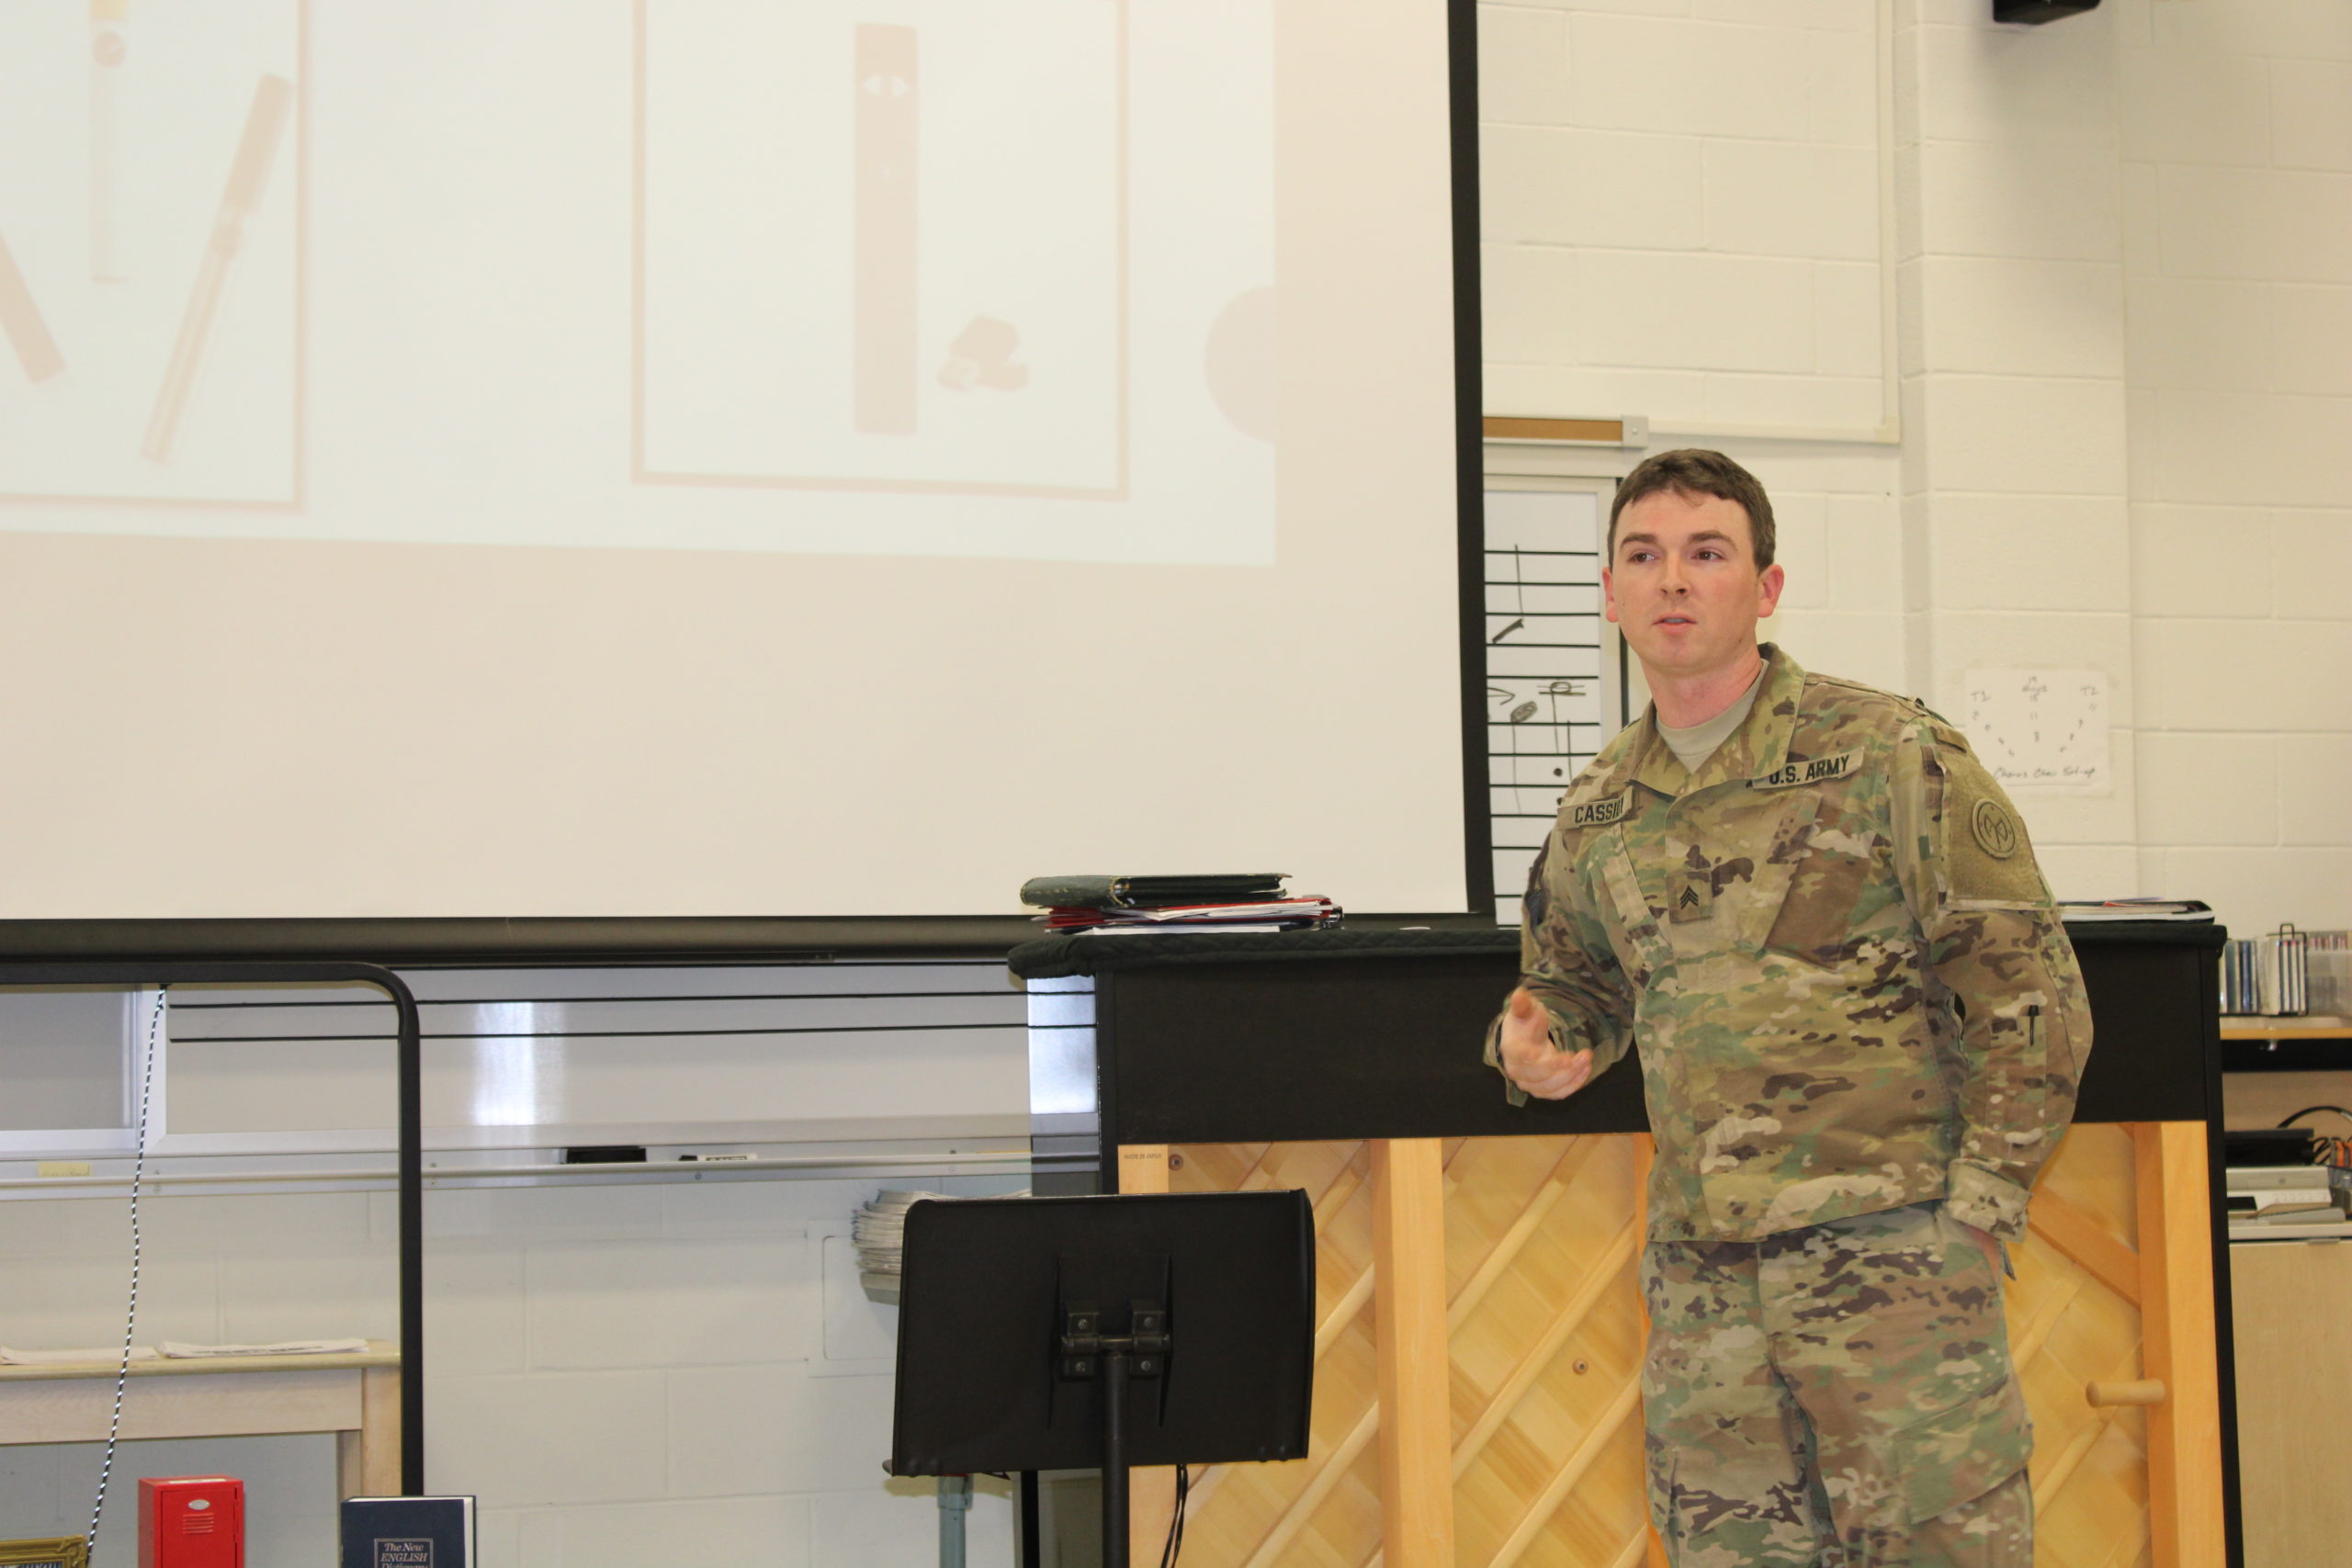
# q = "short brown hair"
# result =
<box><xmin>1606</xmin><ymin>448</ymin><xmax>1776</xmax><ymax>570</ymax></box>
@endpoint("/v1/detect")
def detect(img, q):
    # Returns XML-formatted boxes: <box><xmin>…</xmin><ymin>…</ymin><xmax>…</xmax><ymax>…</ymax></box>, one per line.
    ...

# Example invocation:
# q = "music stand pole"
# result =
<box><xmin>1102</xmin><ymin>1348</ymin><xmax>1130</xmax><ymax>1568</ymax></box>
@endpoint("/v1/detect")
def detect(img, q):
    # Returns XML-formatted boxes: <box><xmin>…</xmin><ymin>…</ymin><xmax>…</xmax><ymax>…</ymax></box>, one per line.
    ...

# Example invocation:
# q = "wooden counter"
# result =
<box><xmin>0</xmin><ymin>1342</ymin><xmax>401</xmax><ymax>1499</ymax></box>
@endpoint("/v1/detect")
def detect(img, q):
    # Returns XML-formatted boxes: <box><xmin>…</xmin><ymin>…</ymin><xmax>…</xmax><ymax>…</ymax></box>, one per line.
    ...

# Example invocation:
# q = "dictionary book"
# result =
<box><xmin>339</xmin><ymin>1497</ymin><xmax>473</xmax><ymax>1568</ymax></box>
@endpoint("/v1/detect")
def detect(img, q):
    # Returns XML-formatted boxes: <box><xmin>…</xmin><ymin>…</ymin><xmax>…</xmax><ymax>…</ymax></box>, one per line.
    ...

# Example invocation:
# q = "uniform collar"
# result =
<box><xmin>1625</xmin><ymin>644</ymin><xmax>1806</xmax><ymax>798</ymax></box>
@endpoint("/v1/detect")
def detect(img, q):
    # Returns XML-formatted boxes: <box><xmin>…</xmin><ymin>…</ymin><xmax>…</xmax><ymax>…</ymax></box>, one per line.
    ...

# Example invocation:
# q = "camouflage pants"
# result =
<box><xmin>1641</xmin><ymin>1201</ymin><xmax>2033</xmax><ymax>1568</ymax></box>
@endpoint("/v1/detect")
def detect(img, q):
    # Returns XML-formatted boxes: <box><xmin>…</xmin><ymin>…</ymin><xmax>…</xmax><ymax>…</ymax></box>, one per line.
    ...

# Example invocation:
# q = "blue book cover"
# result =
<box><xmin>340</xmin><ymin>1496</ymin><xmax>474</xmax><ymax>1568</ymax></box>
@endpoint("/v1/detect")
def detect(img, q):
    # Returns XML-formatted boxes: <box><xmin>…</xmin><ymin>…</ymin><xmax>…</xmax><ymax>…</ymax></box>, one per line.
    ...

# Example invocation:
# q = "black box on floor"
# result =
<box><xmin>2223</xmin><ymin>1129</ymin><xmax>2319</xmax><ymax>1168</ymax></box>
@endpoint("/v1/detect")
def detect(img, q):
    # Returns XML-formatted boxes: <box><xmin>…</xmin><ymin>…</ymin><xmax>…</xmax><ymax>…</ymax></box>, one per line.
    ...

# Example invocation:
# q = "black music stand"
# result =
<box><xmin>890</xmin><ymin>1191</ymin><xmax>1316</xmax><ymax>1568</ymax></box>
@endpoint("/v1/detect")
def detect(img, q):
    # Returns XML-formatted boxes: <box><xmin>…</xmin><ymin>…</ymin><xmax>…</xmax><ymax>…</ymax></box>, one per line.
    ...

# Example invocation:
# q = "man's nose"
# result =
<box><xmin>1659</xmin><ymin>555</ymin><xmax>1688</xmax><ymax>592</ymax></box>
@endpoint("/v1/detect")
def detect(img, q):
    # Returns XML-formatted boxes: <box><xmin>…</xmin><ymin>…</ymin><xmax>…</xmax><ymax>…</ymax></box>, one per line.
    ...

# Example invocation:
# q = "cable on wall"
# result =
<box><xmin>1159</xmin><ymin>1463</ymin><xmax>1191</xmax><ymax>1568</ymax></box>
<box><xmin>85</xmin><ymin>985</ymin><xmax>166</xmax><ymax>1553</ymax></box>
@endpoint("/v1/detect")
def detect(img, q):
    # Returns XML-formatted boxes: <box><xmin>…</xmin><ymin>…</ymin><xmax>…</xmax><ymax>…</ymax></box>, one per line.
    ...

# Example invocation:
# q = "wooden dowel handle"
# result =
<box><xmin>2086</xmin><ymin>1379</ymin><xmax>2167</xmax><ymax>1407</ymax></box>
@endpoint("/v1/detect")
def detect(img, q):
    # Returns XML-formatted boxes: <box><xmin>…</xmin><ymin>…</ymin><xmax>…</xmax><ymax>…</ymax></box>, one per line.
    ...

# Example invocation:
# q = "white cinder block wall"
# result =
<box><xmin>0</xmin><ymin>1179</ymin><xmax>1019</xmax><ymax>1568</ymax></box>
<box><xmin>1895</xmin><ymin>0</ymin><xmax>2140</xmax><ymax>901</ymax></box>
<box><xmin>1478</xmin><ymin>0</ymin><xmax>1886</xmax><ymax>432</ymax></box>
<box><xmin>1482</xmin><ymin>0</ymin><xmax>2352</xmax><ymax>935</ymax></box>
<box><xmin>2120</xmin><ymin>1</ymin><xmax>2352</xmax><ymax>931</ymax></box>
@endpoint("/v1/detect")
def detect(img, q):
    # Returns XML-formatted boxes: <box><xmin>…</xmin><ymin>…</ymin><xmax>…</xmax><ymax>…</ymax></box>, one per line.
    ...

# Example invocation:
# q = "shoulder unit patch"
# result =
<box><xmin>1943</xmin><ymin>752</ymin><xmax>2046</xmax><ymax>903</ymax></box>
<box><xmin>1971</xmin><ymin>797</ymin><xmax>2020</xmax><ymax>860</ymax></box>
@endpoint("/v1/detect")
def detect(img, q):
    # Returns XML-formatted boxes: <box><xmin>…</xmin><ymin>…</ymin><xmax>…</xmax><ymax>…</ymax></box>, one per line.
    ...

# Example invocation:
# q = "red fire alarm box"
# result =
<box><xmin>138</xmin><ymin>1476</ymin><xmax>243</xmax><ymax>1568</ymax></box>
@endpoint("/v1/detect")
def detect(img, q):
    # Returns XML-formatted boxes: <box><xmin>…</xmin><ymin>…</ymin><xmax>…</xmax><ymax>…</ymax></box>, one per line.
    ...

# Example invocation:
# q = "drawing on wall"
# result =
<box><xmin>637</xmin><ymin>0</ymin><xmax>1127</xmax><ymax>497</ymax></box>
<box><xmin>0</xmin><ymin>0</ymin><xmax>300</xmax><ymax>504</ymax></box>
<box><xmin>1962</xmin><ymin>668</ymin><xmax>2110</xmax><ymax>794</ymax></box>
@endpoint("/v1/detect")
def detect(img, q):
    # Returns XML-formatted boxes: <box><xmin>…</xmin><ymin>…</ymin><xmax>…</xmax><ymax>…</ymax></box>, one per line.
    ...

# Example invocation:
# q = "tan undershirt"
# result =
<box><xmin>1657</xmin><ymin>665</ymin><xmax>1767</xmax><ymax>774</ymax></box>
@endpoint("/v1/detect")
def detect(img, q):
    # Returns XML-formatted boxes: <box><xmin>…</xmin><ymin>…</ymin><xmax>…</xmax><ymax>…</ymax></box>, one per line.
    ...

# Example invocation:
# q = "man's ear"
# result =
<box><xmin>1601</xmin><ymin>568</ymin><xmax>1619</xmax><ymax>624</ymax></box>
<box><xmin>1755</xmin><ymin>562</ymin><xmax>1785</xmax><ymax>620</ymax></box>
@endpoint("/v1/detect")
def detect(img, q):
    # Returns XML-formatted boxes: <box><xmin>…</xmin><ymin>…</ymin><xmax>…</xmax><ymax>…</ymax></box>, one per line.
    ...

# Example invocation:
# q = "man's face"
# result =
<box><xmin>1602</xmin><ymin>489</ymin><xmax>1785</xmax><ymax>682</ymax></box>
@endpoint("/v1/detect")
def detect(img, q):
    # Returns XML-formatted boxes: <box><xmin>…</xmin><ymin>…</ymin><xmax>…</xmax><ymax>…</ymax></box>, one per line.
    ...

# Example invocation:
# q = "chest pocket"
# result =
<box><xmin>1570</xmin><ymin>785</ymin><xmax>1813</xmax><ymax>974</ymax></box>
<box><xmin>1761</xmin><ymin>783</ymin><xmax>1883</xmax><ymax>967</ymax></box>
<box><xmin>1657</xmin><ymin>788</ymin><xmax>1808</xmax><ymax>957</ymax></box>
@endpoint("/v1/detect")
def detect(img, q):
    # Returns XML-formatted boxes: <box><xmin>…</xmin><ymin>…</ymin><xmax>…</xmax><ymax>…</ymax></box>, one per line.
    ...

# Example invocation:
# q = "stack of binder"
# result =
<box><xmin>2225</xmin><ymin>1164</ymin><xmax>2352</xmax><ymax>1231</ymax></box>
<box><xmin>1020</xmin><ymin>874</ymin><xmax>1339</xmax><ymax>935</ymax></box>
<box><xmin>2222</xmin><ymin>925</ymin><xmax>2312</xmax><ymax>1017</ymax></box>
<box><xmin>851</xmin><ymin>1189</ymin><xmax>1031</xmax><ymax>1304</ymax></box>
<box><xmin>2055</xmin><ymin>897</ymin><xmax>2212</xmax><ymax>923</ymax></box>
<box><xmin>2312</xmin><ymin>931</ymin><xmax>2350</xmax><ymax>1017</ymax></box>
<box><xmin>853</xmin><ymin>1190</ymin><xmax>945</xmax><ymax>1304</ymax></box>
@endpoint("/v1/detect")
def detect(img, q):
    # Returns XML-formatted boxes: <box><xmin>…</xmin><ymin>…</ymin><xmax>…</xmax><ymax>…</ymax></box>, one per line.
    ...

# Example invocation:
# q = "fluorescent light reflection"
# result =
<box><xmin>469</xmin><ymin>1002</ymin><xmax>546</xmax><ymax>1126</ymax></box>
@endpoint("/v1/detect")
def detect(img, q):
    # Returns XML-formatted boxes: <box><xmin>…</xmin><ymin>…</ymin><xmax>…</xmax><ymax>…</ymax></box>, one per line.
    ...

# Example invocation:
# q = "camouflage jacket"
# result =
<box><xmin>1487</xmin><ymin>646</ymin><xmax>2090</xmax><ymax>1244</ymax></box>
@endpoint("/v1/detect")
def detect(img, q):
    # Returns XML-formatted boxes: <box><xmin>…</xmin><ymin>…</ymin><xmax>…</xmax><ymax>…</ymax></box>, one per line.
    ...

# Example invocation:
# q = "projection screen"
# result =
<box><xmin>0</xmin><ymin>0</ymin><xmax>1476</xmax><ymax>920</ymax></box>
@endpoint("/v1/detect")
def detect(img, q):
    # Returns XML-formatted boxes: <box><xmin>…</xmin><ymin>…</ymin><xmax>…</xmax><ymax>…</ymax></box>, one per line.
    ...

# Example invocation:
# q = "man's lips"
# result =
<box><xmin>1655</xmin><ymin>615</ymin><xmax>1696</xmax><ymax>626</ymax></box>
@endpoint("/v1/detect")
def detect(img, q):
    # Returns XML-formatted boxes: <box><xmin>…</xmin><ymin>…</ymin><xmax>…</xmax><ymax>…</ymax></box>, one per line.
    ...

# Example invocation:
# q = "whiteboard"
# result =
<box><xmin>0</xmin><ymin>966</ymin><xmax>1031</xmax><ymax>1168</ymax></box>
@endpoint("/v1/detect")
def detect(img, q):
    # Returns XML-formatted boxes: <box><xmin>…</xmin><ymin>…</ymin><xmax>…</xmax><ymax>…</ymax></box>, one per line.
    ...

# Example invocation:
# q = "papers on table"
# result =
<box><xmin>1048</xmin><ymin>897</ymin><xmax>1338</xmax><ymax>931</ymax></box>
<box><xmin>1078</xmin><ymin>922</ymin><xmax>1295</xmax><ymax>936</ymax></box>
<box><xmin>851</xmin><ymin>1189</ymin><xmax>1027</xmax><ymax>1305</ymax></box>
<box><xmin>2226</xmin><ymin>1166</ymin><xmax>2352</xmax><ymax>1229</ymax></box>
<box><xmin>2056</xmin><ymin>899</ymin><xmax>2213</xmax><ymax>923</ymax></box>
<box><xmin>1023</xmin><ymin>873</ymin><xmax>1341</xmax><ymax>935</ymax></box>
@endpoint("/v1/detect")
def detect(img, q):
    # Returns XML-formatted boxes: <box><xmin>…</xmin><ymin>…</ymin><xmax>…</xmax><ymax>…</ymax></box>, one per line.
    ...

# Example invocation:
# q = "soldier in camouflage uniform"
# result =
<box><xmin>1487</xmin><ymin>450</ymin><xmax>2089</xmax><ymax>1567</ymax></box>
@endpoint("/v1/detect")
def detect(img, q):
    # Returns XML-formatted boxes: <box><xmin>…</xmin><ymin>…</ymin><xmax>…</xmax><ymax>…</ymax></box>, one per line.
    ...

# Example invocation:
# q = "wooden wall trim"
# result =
<box><xmin>1372</xmin><ymin>1139</ymin><xmax>1457</xmax><ymax>1568</ymax></box>
<box><xmin>1481</xmin><ymin>416</ymin><xmax>1630</xmax><ymax>445</ymax></box>
<box><xmin>2136</xmin><ymin>1122</ymin><xmax>2228</xmax><ymax>1568</ymax></box>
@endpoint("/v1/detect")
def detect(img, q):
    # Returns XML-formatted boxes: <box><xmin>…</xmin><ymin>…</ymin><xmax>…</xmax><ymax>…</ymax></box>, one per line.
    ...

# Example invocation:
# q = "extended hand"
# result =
<box><xmin>1498</xmin><ymin>987</ymin><xmax>1595</xmax><ymax>1100</ymax></box>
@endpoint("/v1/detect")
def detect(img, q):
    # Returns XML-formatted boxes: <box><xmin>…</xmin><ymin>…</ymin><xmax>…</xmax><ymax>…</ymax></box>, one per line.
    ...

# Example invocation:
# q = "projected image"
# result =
<box><xmin>0</xmin><ymin>0</ymin><xmax>300</xmax><ymax>504</ymax></box>
<box><xmin>637</xmin><ymin>0</ymin><xmax>1127</xmax><ymax>496</ymax></box>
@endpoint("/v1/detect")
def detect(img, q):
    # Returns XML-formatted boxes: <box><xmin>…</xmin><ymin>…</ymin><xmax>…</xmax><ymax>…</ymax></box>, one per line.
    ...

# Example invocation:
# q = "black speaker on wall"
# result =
<box><xmin>1994</xmin><ymin>0</ymin><xmax>2100</xmax><ymax>21</ymax></box>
